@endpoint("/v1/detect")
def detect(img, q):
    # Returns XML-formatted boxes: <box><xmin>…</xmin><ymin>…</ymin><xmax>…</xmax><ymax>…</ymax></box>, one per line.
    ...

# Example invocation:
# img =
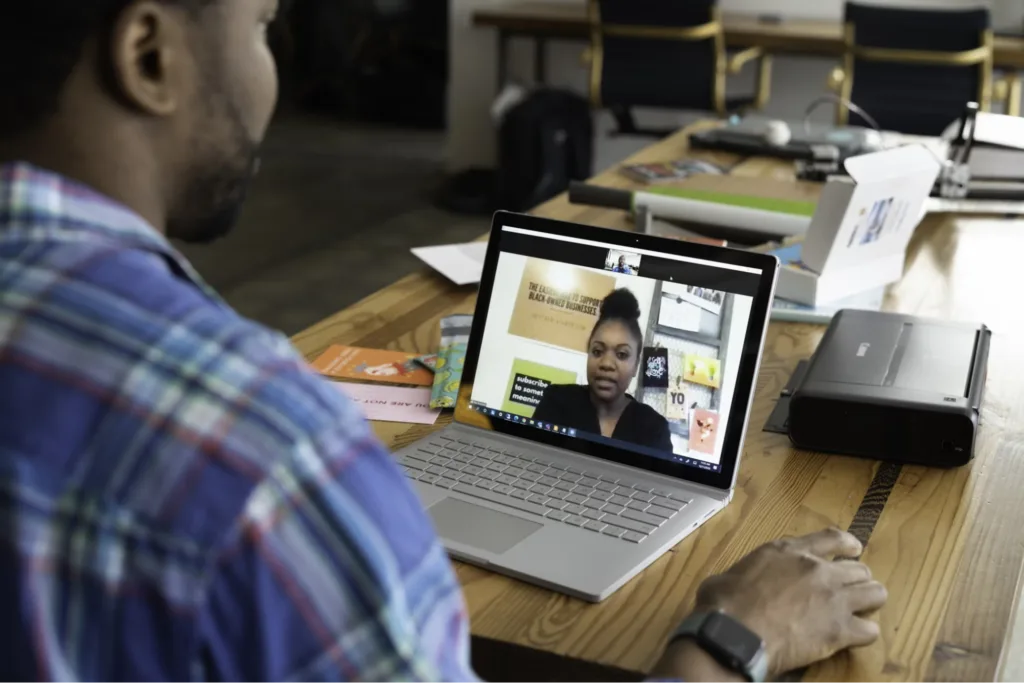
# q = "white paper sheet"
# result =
<box><xmin>329</xmin><ymin>382</ymin><xmax>440</xmax><ymax>425</ymax></box>
<box><xmin>411</xmin><ymin>241</ymin><xmax>488</xmax><ymax>286</ymax></box>
<box><xmin>658</xmin><ymin>298</ymin><xmax>702</xmax><ymax>332</ymax></box>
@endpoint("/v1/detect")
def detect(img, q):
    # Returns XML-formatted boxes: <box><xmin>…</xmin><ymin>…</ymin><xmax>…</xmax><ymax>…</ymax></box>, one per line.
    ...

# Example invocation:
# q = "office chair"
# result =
<box><xmin>585</xmin><ymin>0</ymin><xmax>772</xmax><ymax>138</ymax></box>
<box><xmin>828</xmin><ymin>2</ymin><xmax>1019</xmax><ymax>137</ymax></box>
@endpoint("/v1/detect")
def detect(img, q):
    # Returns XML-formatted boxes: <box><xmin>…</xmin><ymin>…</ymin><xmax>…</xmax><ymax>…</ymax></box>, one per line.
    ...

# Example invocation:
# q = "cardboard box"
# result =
<box><xmin>776</xmin><ymin>145</ymin><xmax>941</xmax><ymax>307</ymax></box>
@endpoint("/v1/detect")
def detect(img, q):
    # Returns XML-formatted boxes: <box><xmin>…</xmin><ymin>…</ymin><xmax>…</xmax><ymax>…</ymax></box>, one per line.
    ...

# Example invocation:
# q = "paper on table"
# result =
<box><xmin>411</xmin><ymin>241</ymin><xmax>488</xmax><ymax>285</ymax></box>
<box><xmin>330</xmin><ymin>382</ymin><xmax>440</xmax><ymax>425</ymax></box>
<box><xmin>311</xmin><ymin>344</ymin><xmax>434</xmax><ymax>386</ymax></box>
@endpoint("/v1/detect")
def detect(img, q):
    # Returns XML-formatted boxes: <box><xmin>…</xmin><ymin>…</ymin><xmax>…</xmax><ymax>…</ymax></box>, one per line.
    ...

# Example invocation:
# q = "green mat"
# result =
<box><xmin>641</xmin><ymin>186</ymin><xmax>818</xmax><ymax>217</ymax></box>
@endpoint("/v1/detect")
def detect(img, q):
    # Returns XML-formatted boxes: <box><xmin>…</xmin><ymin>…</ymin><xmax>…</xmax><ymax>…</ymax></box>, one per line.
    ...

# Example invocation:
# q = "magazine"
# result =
<box><xmin>619</xmin><ymin>159</ymin><xmax>723</xmax><ymax>185</ymax></box>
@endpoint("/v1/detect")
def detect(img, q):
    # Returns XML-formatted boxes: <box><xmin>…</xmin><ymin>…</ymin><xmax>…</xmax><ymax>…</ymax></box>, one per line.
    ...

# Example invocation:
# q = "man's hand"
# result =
<box><xmin>653</xmin><ymin>528</ymin><xmax>887</xmax><ymax>680</ymax></box>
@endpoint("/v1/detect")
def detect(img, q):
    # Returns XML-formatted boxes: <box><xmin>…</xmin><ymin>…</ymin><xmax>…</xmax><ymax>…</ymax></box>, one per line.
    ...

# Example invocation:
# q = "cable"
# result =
<box><xmin>801</xmin><ymin>94</ymin><xmax>881</xmax><ymax>134</ymax></box>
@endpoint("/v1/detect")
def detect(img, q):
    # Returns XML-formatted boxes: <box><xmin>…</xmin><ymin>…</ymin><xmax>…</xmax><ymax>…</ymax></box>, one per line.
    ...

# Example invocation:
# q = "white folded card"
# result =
<box><xmin>776</xmin><ymin>145</ymin><xmax>941</xmax><ymax>306</ymax></box>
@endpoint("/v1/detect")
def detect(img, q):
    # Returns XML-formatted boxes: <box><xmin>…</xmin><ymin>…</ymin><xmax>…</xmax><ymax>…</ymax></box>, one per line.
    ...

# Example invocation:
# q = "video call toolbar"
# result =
<box><xmin>470</xmin><ymin>402</ymin><xmax>578</xmax><ymax>438</ymax></box>
<box><xmin>499</xmin><ymin>229</ymin><xmax>763</xmax><ymax>297</ymax></box>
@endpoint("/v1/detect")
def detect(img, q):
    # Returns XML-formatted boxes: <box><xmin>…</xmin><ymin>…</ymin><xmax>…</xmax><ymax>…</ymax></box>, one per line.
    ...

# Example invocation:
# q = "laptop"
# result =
<box><xmin>394</xmin><ymin>211</ymin><xmax>780</xmax><ymax>602</ymax></box>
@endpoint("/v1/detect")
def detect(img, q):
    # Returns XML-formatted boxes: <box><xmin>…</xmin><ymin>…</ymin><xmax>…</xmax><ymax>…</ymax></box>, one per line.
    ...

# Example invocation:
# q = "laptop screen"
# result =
<box><xmin>455</xmin><ymin>218</ymin><xmax>776</xmax><ymax>489</ymax></box>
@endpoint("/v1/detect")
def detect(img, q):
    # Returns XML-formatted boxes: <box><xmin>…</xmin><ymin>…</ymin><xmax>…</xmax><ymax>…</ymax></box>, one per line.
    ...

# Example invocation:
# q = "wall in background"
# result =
<box><xmin>446</xmin><ymin>0</ymin><xmax>1024</xmax><ymax>173</ymax></box>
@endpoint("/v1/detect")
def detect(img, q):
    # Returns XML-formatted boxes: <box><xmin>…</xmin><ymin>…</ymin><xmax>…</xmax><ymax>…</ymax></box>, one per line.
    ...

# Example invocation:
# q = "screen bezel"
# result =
<box><xmin>454</xmin><ymin>210</ymin><xmax>779</xmax><ymax>491</ymax></box>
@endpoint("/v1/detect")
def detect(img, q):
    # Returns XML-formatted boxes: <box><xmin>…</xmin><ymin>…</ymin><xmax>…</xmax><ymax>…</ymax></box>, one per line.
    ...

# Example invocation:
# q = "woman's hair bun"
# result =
<box><xmin>599</xmin><ymin>288</ymin><xmax>641</xmax><ymax>322</ymax></box>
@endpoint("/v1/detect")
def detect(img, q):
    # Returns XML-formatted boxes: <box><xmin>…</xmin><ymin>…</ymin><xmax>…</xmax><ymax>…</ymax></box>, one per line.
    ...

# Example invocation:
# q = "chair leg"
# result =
<box><xmin>1009</xmin><ymin>72</ymin><xmax>1022</xmax><ymax>117</ymax></box>
<box><xmin>610</xmin><ymin>105</ymin><xmax>639</xmax><ymax>135</ymax></box>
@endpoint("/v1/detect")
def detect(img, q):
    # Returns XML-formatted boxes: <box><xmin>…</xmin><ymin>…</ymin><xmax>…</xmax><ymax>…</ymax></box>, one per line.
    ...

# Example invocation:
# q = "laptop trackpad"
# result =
<box><xmin>429</xmin><ymin>498</ymin><xmax>542</xmax><ymax>555</ymax></box>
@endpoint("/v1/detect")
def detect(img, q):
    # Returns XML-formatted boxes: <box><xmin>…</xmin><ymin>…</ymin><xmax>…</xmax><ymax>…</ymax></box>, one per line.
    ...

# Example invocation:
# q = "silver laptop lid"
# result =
<box><xmin>452</xmin><ymin>212</ymin><xmax>779</xmax><ymax>491</ymax></box>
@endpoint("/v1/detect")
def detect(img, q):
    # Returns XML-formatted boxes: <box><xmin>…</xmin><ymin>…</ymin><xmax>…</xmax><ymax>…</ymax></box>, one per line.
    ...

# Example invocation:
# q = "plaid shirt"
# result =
<box><xmin>0</xmin><ymin>163</ymin><xmax>476</xmax><ymax>681</ymax></box>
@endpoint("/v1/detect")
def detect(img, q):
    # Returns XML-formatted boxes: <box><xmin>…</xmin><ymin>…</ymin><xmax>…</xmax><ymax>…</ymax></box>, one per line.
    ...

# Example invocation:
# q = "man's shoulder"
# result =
<box><xmin>0</xmin><ymin>234</ymin><xmax>373</xmax><ymax>545</ymax></box>
<box><xmin>6</xmin><ymin>232</ymin><xmax>338</xmax><ymax>432</ymax></box>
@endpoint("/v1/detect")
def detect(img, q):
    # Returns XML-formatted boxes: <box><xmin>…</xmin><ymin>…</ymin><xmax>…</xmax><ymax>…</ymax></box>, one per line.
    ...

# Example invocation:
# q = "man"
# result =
<box><xmin>0</xmin><ymin>1</ymin><xmax>887</xmax><ymax>680</ymax></box>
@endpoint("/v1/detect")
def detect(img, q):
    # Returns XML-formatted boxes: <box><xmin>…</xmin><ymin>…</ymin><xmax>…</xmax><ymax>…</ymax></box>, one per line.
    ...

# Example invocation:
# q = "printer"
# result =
<box><xmin>786</xmin><ymin>310</ymin><xmax>990</xmax><ymax>467</ymax></box>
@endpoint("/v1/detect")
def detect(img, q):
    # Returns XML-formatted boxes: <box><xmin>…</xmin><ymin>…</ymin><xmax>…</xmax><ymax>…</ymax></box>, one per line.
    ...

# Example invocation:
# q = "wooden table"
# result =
<box><xmin>292</xmin><ymin>124</ymin><xmax>1024</xmax><ymax>681</ymax></box>
<box><xmin>472</xmin><ymin>2</ymin><xmax>1024</xmax><ymax>86</ymax></box>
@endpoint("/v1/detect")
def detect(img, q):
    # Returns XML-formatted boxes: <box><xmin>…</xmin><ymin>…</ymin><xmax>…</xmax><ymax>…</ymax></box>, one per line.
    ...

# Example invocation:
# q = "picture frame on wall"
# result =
<box><xmin>667</xmin><ymin>386</ymin><xmax>687</xmax><ymax>422</ymax></box>
<box><xmin>642</xmin><ymin>347</ymin><xmax>670</xmax><ymax>388</ymax></box>
<box><xmin>688</xmin><ymin>408</ymin><xmax>719</xmax><ymax>455</ymax></box>
<box><xmin>683</xmin><ymin>354</ymin><xmax>721</xmax><ymax>389</ymax></box>
<box><xmin>680</xmin><ymin>285</ymin><xmax>723</xmax><ymax>315</ymax></box>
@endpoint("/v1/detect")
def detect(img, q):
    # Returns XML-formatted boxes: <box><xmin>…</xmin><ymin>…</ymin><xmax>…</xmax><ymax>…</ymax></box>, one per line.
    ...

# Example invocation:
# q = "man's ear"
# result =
<box><xmin>107</xmin><ymin>1</ymin><xmax>189</xmax><ymax>116</ymax></box>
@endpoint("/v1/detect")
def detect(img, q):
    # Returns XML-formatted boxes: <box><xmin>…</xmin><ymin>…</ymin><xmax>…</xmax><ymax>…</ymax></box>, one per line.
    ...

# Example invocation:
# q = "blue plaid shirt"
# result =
<box><xmin>0</xmin><ymin>163</ymin><xmax>476</xmax><ymax>681</ymax></box>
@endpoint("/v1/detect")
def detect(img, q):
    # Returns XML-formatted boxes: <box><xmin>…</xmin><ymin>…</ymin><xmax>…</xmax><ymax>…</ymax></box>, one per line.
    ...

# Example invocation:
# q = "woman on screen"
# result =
<box><xmin>533</xmin><ymin>289</ymin><xmax>673</xmax><ymax>452</ymax></box>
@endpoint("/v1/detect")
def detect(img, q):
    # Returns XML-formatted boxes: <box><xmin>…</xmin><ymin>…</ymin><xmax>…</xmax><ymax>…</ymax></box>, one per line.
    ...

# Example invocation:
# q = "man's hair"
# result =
<box><xmin>0</xmin><ymin>1</ymin><xmax>212</xmax><ymax>135</ymax></box>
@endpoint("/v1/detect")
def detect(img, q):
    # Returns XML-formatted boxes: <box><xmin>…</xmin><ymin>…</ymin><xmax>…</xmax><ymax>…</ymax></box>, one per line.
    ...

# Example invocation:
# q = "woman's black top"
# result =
<box><xmin>532</xmin><ymin>384</ymin><xmax>674</xmax><ymax>453</ymax></box>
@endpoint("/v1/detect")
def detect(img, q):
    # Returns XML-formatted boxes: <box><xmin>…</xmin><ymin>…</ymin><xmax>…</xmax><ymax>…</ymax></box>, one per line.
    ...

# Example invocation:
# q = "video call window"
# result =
<box><xmin>604</xmin><ymin>249</ymin><xmax>641</xmax><ymax>276</ymax></box>
<box><xmin>469</xmin><ymin>243</ymin><xmax>754</xmax><ymax>470</ymax></box>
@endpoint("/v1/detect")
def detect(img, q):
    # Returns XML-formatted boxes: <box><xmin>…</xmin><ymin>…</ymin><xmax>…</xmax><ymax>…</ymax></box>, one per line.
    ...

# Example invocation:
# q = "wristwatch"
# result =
<box><xmin>669</xmin><ymin>610</ymin><xmax>769</xmax><ymax>682</ymax></box>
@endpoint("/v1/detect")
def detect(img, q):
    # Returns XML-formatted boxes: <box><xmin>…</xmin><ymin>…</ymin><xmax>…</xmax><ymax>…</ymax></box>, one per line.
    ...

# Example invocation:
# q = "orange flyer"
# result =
<box><xmin>311</xmin><ymin>345</ymin><xmax>434</xmax><ymax>386</ymax></box>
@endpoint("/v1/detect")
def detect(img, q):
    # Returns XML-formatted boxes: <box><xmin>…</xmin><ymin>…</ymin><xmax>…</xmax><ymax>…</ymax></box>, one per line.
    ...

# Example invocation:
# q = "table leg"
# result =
<box><xmin>497</xmin><ymin>29</ymin><xmax>510</xmax><ymax>90</ymax></box>
<box><xmin>534</xmin><ymin>38</ymin><xmax>547</xmax><ymax>85</ymax></box>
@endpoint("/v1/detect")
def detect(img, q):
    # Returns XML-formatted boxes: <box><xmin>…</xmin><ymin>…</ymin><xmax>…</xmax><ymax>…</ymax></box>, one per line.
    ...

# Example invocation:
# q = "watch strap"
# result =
<box><xmin>671</xmin><ymin>610</ymin><xmax>769</xmax><ymax>683</ymax></box>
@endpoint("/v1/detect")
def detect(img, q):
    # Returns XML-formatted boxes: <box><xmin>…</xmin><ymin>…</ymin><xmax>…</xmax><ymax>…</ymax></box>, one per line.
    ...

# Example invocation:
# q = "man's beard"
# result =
<box><xmin>167</xmin><ymin>102</ymin><xmax>262</xmax><ymax>245</ymax></box>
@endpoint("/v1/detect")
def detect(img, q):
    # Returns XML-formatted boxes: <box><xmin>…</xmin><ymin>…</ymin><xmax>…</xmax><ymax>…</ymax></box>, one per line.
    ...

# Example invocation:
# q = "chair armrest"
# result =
<box><xmin>753</xmin><ymin>54</ymin><xmax>773</xmax><ymax>110</ymax></box>
<box><xmin>995</xmin><ymin>72</ymin><xmax>1021</xmax><ymax>117</ymax></box>
<box><xmin>827</xmin><ymin>66</ymin><xmax>847</xmax><ymax>94</ymax></box>
<box><xmin>728</xmin><ymin>46</ymin><xmax>764</xmax><ymax>75</ymax></box>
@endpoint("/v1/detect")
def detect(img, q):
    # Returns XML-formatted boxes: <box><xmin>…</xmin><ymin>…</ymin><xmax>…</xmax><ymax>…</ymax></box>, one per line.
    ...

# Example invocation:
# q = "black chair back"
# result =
<box><xmin>843</xmin><ymin>2</ymin><xmax>992</xmax><ymax>136</ymax></box>
<box><xmin>591</xmin><ymin>0</ymin><xmax>722</xmax><ymax>114</ymax></box>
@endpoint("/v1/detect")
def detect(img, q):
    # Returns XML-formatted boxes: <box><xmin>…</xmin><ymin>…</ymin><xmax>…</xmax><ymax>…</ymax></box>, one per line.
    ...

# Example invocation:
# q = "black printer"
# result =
<box><xmin>784</xmin><ymin>310</ymin><xmax>990</xmax><ymax>467</ymax></box>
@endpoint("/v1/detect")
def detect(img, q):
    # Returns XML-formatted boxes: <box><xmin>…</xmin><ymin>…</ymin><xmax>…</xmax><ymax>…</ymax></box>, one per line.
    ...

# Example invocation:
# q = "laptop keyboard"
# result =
<box><xmin>399</xmin><ymin>434</ymin><xmax>690</xmax><ymax>544</ymax></box>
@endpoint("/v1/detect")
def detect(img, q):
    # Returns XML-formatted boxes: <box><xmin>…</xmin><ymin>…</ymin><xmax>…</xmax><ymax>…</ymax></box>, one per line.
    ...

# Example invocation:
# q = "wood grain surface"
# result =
<box><xmin>470</xmin><ymin>2</ymin><xmax>1024</xmax><ymax>69</ymax></box>
<box><xmin>291</xmin><ymin>125</ymin><xmax>1024</xmax><ymax>681</ymax></box>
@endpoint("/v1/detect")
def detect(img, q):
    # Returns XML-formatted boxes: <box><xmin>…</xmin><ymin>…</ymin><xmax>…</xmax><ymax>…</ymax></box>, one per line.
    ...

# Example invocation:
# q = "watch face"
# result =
<box><xmin>703</xmin><ymin>611</ymin><xmax>764</xmax><ymax>663</ymax></box>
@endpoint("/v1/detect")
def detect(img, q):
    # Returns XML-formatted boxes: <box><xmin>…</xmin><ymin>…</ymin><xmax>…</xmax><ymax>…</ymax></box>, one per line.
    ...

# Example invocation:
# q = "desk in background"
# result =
<box><xmin>472</xmin><ymin>2</ymin><xmax>1024</xmax><ymax>88</ymax></box>
<box><xmin>292</xmin><ymin>123</ymin><xmax>1024</xmax><ymax>682</ymax></box>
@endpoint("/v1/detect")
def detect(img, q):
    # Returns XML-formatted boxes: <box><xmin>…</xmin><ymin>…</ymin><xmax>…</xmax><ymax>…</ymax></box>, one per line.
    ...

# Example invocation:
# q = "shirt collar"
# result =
<box><xmin>0</xmin><ymin>162</ymin><xmax>223</xmax><ymax>303</ymax></box>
